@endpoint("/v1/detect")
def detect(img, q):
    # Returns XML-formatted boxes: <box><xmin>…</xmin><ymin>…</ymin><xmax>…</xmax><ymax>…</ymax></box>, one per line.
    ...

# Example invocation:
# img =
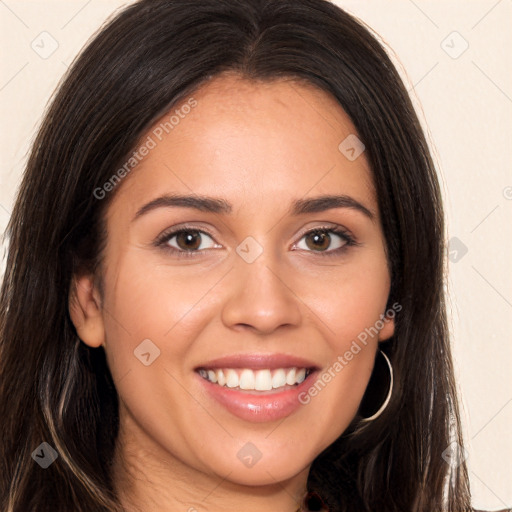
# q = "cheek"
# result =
<box><xmin>102</xmin><ymin>253</ymin><xmax>218</xmax><ymax>348</ymax></box>
<box><xmin>98</xmin><ymin>261</ymin><xmax>210</xmax><ymax>464</ymax></box>
<box><xmin>291</xmin><ymin>255</ymin><xmax>390</xmax><ymax>418</ymax></box>
<box><xmin>300</xmin><ymin>254</ymin><xmax>391</xmax><ymax>349</ymax></box>
<box><xmin>97</xmin><ymin>258</ymin><xmax>189</xmax><ymax>396</ymax></box>
<box><xmin>99</xmin><ymin>253</ymin><xmax>228</xmax><ymax>426</ymax></box>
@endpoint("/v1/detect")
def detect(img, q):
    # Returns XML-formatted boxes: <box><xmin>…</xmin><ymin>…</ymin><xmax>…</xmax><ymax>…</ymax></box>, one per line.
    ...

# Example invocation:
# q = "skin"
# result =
<box><xmin>69</xmin><ymin>73</ymin><xmax>395</xmax><ymax>512</ymax></box>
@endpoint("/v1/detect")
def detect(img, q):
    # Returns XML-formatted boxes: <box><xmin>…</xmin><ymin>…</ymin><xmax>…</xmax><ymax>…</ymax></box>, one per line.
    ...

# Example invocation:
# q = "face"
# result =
<box><xmin>71</xmin><ymin>74</ymin><xmax>394</xmax><ymax>488</ymax></box>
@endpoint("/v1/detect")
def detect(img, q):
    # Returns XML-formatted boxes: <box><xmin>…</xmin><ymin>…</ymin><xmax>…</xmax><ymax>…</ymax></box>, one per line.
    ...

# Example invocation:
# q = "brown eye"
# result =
<box><xmin>175</xmin><ymin>231</ymin><xmax>202</xmax><ymax>251</ymax></box>
<box><xmin>304</xmin><ymin>231</ymin><xmax>331</xmax><ymax>251</ymax></box>
<box><xmin>297</xmin><ymin>229</ymin><xmax>350</xmax><ymax>253</ymax></box>
<box><xmin>162</xmin><ymin>229</ymin><xmax>218</xmax><ymax>253</ymax></box>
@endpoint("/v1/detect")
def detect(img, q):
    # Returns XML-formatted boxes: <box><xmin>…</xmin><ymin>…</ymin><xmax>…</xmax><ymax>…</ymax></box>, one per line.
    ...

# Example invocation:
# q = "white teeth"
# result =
<box><xmin>295</xmin><ymin>368</ymin><xmax>306</xmax><ymax>384</ymax></box>
<box><xmin>285</xmin><ymin>367</ymin><xmax>296</xmax><ymax>385</ymax></box>
<box><xmin>239</xmin><ymin>369</ymin><xmax>255</xmax><ymax>390</ymax></box>
<box><xmin>271</xmin><ymin>368</ymin><xmax>287</xmax><ymax>388</ymax></box>
<box><xmin>217</xmin><ymin>369</ymin><xmax>226</xmax><ymax>386</ymax></box>
<box><xmin>198</xmin><ymin>367</ymin><xmax>310</xmax><ymax>390</ymax></box>
<box><xmin>255</xmin><ymin>369</ymin><xmax>272</xmax><ymax>391</ymax></box>
<box><xmin>225</xmin><ymin>369</ymin><xmax>238</xmax><ymax>388</ymax></box>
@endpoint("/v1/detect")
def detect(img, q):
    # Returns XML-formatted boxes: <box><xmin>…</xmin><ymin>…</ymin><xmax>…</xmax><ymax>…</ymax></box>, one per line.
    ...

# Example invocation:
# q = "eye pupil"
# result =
<box><xmin>176</xmin><ymin>231</ymin><xmax>201</xmax><ymax>250</ymax></box>
<box><xmin>306</xmin><ymin>231</ymin><xmax>330</xmax><ymax>251</ymax></box>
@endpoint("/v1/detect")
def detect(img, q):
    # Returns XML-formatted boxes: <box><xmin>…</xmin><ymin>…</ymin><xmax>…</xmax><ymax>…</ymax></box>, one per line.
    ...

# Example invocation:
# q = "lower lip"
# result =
<box><xmin>196</xmin><ymin>371</ymin><xmax>317</xmax><ymax>423</ymax></box>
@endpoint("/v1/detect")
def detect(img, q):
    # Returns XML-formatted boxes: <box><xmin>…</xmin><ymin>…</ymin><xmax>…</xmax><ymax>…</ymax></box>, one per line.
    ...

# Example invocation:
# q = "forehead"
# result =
<box><xmin>108</xmin><ymin>73</ymin><xmax>377</xmax><ymax>219</ymax></box>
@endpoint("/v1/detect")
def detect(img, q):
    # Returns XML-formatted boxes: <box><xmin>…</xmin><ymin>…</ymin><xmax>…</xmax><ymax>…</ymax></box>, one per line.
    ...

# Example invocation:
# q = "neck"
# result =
<box><xmin>112</xmin><ymin>406</ymin><xmax>310</xmax><ymax>512</ymax></box>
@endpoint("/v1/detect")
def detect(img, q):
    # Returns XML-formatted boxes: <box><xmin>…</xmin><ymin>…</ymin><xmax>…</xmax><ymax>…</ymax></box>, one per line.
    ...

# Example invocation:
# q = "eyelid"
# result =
<box><xmin>293</xmin><ymin>222</ymin><xmax>354</xmax><ymax>242</ymax></box>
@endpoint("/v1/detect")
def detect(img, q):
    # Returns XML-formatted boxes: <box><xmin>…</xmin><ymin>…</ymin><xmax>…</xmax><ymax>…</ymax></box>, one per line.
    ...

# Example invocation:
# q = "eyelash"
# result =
<box><xmin>154</xmin><ymin>224</ymin><xmax>360</xmax><ymax>259</ymax></box>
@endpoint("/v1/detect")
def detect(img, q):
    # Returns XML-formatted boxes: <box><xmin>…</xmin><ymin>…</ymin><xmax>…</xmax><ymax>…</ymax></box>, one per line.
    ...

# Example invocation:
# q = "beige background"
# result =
<box><xmin>1</xmin><ymin>1</ymin><xmax>511</xmax><ymax>509</ymax></box>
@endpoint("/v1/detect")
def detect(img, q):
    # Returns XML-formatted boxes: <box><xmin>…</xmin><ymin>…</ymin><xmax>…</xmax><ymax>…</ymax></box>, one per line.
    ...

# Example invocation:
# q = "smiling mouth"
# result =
<box><xmin>196</xmin><ymin>367</ymin><xmax>313</xmax><ymax>392</ymax></box>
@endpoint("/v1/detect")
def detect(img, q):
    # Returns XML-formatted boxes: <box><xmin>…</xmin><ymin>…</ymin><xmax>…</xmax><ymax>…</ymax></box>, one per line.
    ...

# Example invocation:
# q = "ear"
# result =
<box><xmin>68</xmin><ymin>274</ymin><xmax>105</xmax><ymax>348</ymax></box>
<box><xmin>378</xmin><ymin>312</ymin><xmax>395</xmax><ymax>342</ymax></box>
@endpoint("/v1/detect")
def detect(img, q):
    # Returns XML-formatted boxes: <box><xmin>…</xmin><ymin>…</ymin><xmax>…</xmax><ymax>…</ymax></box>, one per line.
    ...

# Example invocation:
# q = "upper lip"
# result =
<box><xmin>195</xmin><ymin>353</ymin><xmax>320</xmax><ymax>371</ymax></box>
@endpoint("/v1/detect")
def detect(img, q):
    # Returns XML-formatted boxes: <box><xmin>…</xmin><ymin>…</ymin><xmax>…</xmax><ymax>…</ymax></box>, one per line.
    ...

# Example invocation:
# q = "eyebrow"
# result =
<box><xmin>132</xmin><ymin>193</ymin><xmax>376</xmax><ymax>222</ymax></box>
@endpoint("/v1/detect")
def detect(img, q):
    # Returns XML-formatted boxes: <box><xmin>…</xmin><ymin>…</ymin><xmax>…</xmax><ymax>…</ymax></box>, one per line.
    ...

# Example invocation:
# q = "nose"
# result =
<box><xmin>220</xmin><ymin>249</ymin><xmax>302</xmax><ymax>335</ymax></box>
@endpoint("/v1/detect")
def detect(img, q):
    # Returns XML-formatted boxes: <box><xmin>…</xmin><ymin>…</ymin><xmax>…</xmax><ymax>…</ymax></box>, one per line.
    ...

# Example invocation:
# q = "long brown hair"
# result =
<box><xmin>0</xmin><ymin>0</ymin><xmax>471</xmax><ymax>510</ymax></box>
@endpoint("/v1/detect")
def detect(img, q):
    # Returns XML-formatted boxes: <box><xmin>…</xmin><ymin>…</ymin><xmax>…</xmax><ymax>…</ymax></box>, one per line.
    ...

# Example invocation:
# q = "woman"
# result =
<box><xmin>0</xmin><ymin>0</ymin><xmax>500</xmax><ymax>511</ymax></box>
